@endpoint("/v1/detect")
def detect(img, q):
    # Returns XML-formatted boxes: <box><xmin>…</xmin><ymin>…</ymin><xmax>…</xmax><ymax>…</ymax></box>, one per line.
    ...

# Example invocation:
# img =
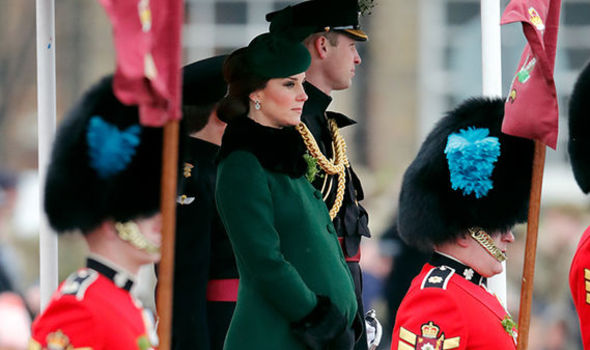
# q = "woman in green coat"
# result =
<box><xmin>215</xmin><ymin>32</ymin><xmax>359</xmax><ymax>350</ymax></box>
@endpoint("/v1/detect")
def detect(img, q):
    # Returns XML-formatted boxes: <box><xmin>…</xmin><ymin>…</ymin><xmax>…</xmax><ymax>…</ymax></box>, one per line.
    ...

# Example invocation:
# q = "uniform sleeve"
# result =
<box><xmin>391</xmin><ymin>288</ymin><xmax>467</xmax><ymax>350</ymax></box>
<box><xmin>30</xmin><ymin>297</ymin><xmax>104</xmax><ymax>349</ymax></box>
<box><xmin>172</xmin><ymin>166</ymin><xmax>213</xmax><ymax>349</ymax></box>
<box><xmin>569</xmin><ymin>230</ymin><xmax>590</xmax><ymax>348</ymax></box>
<box><xmin>216</xmin><ymin>152</ymin><xmax>317</xmax><ymax>322</ymax></box>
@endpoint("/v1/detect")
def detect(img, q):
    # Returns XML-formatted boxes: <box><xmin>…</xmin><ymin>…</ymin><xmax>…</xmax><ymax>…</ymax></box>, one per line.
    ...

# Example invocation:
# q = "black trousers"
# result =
<box><xmin>347</xmin><ymin>261</ymin><xmax>367</xmax><ymax>350</ymax></box>
<box><xmin>207</xmin><ymin>301</ymin><xmax>236</xmax><ymax>350</ymax></box>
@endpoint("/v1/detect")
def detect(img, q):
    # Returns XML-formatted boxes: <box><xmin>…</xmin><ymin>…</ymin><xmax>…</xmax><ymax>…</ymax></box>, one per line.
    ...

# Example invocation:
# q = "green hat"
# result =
<box><xmin>266</xmin><ymin>0</ymin><xmax>369</xmax><ymax>42</ymax></box>
<box><xmin>245</xmin><ymin>33</ymin><xmax>311</xmax><ymax>79</ymax></box>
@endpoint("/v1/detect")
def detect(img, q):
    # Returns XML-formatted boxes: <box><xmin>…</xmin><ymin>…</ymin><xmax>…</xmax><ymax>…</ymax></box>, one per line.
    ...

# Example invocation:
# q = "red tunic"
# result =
<box><xmin>392</xmin><ymin>256</ymin><xmax>516</xmax><ymax>350</ymax></box>
<box><xmin>569</xmin><ymin>225</ymin><xmax>590</xmax><ymax>347</ymax></box>
<box><xmin>29</xmin><ymin>259</ymin><xmax>157</xmax><ymax>350</ymax></box>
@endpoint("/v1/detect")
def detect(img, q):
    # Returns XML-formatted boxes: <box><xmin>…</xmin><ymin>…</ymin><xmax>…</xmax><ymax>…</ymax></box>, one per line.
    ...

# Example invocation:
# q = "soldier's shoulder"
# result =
<box><xmin>57</xmin><ymin>268</ymin><xmax>100</xmax><ymax>301</ymax></box>
<box><xmin>419</xmin><ymin>265</ymin><xmax>456</xmax><ymax>290</ymax></box>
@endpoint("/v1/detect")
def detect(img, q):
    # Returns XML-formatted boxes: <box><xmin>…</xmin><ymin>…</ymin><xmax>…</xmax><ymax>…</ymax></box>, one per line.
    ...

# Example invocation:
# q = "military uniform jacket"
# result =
<box><xmin>174</xmin><ymin>137</ymin><xmax>238</xmax><ymax>350</ymax></box>
<box><xmin>216</xmin><ymin>116</ymin><xmax>357</xmax><ymax>350</ymax></box>
<box><xmin>30</xmin><ymin>257</ymin><xmax>157</xmax><ymax>350</ymax></box>
<box><xmin>392</xmin><ymin>253</ymin><xmax>517</xmax><ymax>350</ymax></box>
<box><xmin>301</xmin><ymin>82</ymin><xmax>370</xmax><ymax>257</ymax></box>
<box><xmin>569</xmin><ymin>225</ymin><xmax>590</xmax><ymax>347</ymax></box>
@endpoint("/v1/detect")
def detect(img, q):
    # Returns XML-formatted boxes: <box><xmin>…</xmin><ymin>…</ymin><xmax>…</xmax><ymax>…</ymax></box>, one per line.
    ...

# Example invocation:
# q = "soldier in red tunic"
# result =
<box><xmin>28</xmin><ymin>76</ymin><xmax>163</xmax><ymax>350</ymax></box>
<box><xmin>567</xmin><ymin>61</ymin><xmax>590</xmax><ymax>348</ymax></box>
<box><xmin>391</xmin><ymin>98</ymin><xmax>535</xmax><ymax>349</ymax></box>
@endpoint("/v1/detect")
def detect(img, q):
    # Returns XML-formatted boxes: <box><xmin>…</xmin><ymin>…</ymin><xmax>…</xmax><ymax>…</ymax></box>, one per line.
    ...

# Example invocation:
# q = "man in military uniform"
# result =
<box><xmin>172</xmin><ymin>55</ymin><xmax>237</xmax><ymax>350</ymax></box>
<box><xmin>567</xmin><ymin>60</ymin><xmax>590</xmax><ymax>348</ymax></box>
<box><xmin>266</xmin><ymin>1</ymin><xmax>374</xmax><ymax>348</ymax></box>
<box><xmin>392</xmin><ymin>98</ymin><xmax>535</xmax><ymax>349</ymax></box>
<box><xmin>29</xmin><ymin>76</ymin><xmax>162</xmax><ymax>350</ymax></box>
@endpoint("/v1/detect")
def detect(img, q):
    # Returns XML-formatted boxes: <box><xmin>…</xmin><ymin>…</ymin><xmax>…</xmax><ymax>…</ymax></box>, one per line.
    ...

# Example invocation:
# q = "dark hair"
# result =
<box><xmin>181</xmin><ymin>103</ymin><xmax>217</xmax><ymax>134</ymax></box>
<box><xmin>217</xmin><ymin>48</ymin><xmax>268</xmax><ymax>123</ymax></box>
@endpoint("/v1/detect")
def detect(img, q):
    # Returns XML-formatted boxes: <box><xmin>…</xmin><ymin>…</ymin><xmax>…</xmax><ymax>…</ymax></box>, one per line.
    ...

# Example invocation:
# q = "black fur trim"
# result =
<box><xmin>398</xmin><ymin>97</ymin><xmax>534</xmax><ymax>251</ymax></box>
<box><xmin>218</xmin><ymin>116</ymin><xmax>308</xmax><ymax>178</ymax></box>
<box><xmin>569</xmin><ymin>60</ymin><xmax>590</xmax><ymax>194</ymax></box>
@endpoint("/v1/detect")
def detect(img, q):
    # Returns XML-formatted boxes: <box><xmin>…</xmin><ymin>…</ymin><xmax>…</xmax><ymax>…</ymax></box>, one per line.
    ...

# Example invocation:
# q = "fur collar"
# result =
<box><xmin>218</xmin><ymin>116</ymin><xmax>307</xmax><ymax>178</ymax></box>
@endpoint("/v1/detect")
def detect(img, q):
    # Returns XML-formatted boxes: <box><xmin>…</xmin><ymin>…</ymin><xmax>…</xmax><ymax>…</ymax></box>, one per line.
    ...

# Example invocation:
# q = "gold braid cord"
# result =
<box><xmin>468</xmin><ymin>227</ymin><xmax>507</xmax><ymax>262</ymax></box>
<box><xmin>115</xmin><ymin>221</ymin><xmax>161</xmax><ymax>254</ymax></box>
<box><xmin>297</xmin><ymin>119</ymin><xmax>349</xmax><ymax>220</ymax></box>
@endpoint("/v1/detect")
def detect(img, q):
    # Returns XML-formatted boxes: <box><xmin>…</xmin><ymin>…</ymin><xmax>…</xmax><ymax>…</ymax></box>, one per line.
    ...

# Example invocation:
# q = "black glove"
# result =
<box><xmin>291</xmin><ymin>295</ymin><xmax>348</xmax><ymax>350</ymax></box>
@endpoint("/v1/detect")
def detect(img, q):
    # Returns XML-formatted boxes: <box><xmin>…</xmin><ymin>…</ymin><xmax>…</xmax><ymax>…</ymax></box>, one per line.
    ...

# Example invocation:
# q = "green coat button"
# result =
<box><xmin>314</xmin><ymin>190</ymin><xmax>322</xmax><ymax>199</ymax></box>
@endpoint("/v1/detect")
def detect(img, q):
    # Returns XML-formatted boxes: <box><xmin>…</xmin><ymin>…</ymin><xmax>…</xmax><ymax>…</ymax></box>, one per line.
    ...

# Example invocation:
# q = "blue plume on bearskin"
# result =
<box><xmin>397</xmin><ymin>98</ymin><xmax>534</xmax><ymax>252</ymax></box>
<box><xmin>445</xmin><ymin>127</ymin><xmax>500</xmax><ymax>199</ymax></box>
<box><xmin>87</xmin><ymin>116</ymin><xmax>141</xmax><ymax>179</ymax></box>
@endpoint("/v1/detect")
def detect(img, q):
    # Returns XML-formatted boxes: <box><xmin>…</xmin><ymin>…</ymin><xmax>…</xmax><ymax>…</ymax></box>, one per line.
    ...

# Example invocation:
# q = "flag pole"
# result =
<box><xmin>480</xmin><ymin>0</ymin><xmax>507</xmax><ymax>305</ymax></box>
<box><xmin>36</xmin><ymin>0</ymin><xmax>58</xmax><ymax>311</ymax></box>
<box><xmin>156</xmin><ymin>120</ymin><xmax>179</xmax><ymax>350</ymax></box>
<box><xmin>155</xmin><ymin>1</ymin><xmax>183</xmax><ymax>348</ymax></box>
<box><xmin>516</xmin><ymin>141</ymin><xmax>545</xmax><ymax>350</ymax></box>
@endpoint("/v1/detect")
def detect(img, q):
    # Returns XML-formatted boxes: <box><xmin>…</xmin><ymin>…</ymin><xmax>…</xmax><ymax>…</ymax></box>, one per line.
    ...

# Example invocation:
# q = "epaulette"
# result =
<box><xmin>59</xmin><ymin>269</ymin><xmax>98</xmax><ymax>301</ymax></box>
<box><xmin>420</xmin><ymin>266</ymin><xmax>455</xmax><ymax>290</ymax></box>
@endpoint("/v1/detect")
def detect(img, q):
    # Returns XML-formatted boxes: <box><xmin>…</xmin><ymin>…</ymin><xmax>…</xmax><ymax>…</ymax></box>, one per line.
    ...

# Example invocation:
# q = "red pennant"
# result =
<box><xmin>98</xmin><ymin>0</ymin><xmax>183</xmax><ymax>126</ymax></box>
<box><xmin>501</xmin><ymin>0</ymin><xmax>561</xmax><ymax>149</ymax></box>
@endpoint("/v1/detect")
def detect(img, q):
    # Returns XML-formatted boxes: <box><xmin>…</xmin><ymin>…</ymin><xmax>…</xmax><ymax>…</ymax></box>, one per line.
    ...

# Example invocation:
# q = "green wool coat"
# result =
<box><xmin>216</xmin><ymin>150</ymin><xmax>357</xmax><ymax>349</ymax></box>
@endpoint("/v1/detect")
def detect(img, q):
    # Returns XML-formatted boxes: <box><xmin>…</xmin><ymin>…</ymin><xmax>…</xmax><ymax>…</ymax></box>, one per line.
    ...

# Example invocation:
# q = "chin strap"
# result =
<box><xmin>468</xmin><ymin>227</ymin><xmax>506</xmax><ymax>262</ymax></box>
<box><xmin>115</xmin><ymin>221</ymin><xmax>160</xmax><ymax>254</ymax></box>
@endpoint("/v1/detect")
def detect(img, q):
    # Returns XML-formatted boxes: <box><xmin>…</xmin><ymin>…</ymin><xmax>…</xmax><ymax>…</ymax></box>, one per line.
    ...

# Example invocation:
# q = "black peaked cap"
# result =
<box><xmin>266</xmin><ymin>0</ymin><xmax>368</xmax><ymax>41</ymax></box>
<box><xmin>182</xmin><ymin>55</ymin><xmax>228</xmax><ymax>107</ymax></box>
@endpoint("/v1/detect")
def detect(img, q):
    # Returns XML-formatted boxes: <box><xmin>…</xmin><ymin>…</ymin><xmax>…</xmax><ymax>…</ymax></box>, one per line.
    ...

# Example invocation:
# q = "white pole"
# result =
<box><xmin>36</xmin><ymin>0</ymin><xmax>58</xmax><ymax>311</ymax></box>
<box><xmin>481</xmin><ymin>0</ymin><xmax>507</xmax><ymax>307</ymax></box>
<box><xmin>481</xmin><ymin>0</ymin><xmax>503</xmax><ymax>97</ymax></box>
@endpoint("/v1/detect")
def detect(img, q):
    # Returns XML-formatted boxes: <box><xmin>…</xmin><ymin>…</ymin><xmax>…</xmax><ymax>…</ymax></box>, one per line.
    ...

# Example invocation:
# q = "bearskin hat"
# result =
<box><xmin>44</xmin><ymin>76</ymin><xmax>163</xmax><ymax>234</ymax></box>
<box><xmin>568</xmin><ymin>60</ymin><xmax>590</xmax><ymax>194</ymax></box>
<box><xmin>397</xmin><ymin>97</ymin><xmax>535</xmax><ymax>251</ymax></box>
